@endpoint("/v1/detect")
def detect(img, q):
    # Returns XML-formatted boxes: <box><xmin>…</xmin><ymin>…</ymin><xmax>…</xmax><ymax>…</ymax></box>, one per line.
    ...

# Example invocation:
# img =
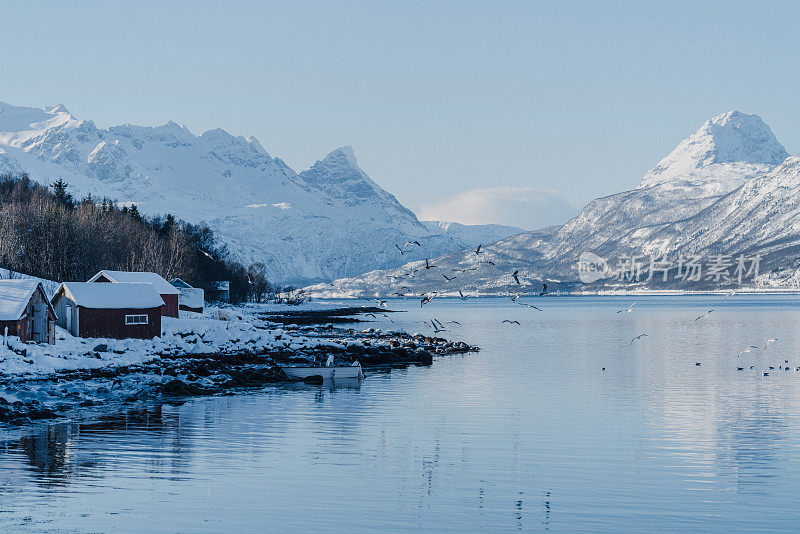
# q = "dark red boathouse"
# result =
<box><xmin>51</xmin><ymin>282</ymin><xmax>164</xmax><ymax>339</ymax></box>
<box><xmin>87</xmin><ymin>270</ymin><xmax>180</xmax><ymax>318</ymax></box>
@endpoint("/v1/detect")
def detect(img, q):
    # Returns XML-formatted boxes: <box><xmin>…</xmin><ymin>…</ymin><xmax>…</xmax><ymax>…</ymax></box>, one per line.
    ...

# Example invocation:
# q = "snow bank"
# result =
<box><xmin>0</xmin><ymin>305</ymin><xmax>322</xmax><ymax>378</ymax></box>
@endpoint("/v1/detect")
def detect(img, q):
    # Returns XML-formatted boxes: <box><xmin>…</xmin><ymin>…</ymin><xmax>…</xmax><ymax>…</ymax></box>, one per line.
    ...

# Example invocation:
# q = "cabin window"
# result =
<box><xmin>124</xmin><ymin>314</ymin><xmax>149</xmax><ymax>325</ymax></box>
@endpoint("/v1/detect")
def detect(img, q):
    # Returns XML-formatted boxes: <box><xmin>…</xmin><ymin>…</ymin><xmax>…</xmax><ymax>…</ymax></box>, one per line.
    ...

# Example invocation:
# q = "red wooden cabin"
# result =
<box><xmin>51</xmin><ymin>282</ymin><xmax>164</xmax><ymax>339</ymax></box>
<box><xmin>87</xmin><ymin>270</ymin><xmax>180</xmax><ymax>317</ymax></box>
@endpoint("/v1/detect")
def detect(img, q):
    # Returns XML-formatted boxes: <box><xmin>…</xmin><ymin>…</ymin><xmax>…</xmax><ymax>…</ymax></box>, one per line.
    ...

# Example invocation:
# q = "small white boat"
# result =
<box><xmin>280</xmin><ymin>361</ymin><xmax>363</xmax><ymax>380</ymax></box>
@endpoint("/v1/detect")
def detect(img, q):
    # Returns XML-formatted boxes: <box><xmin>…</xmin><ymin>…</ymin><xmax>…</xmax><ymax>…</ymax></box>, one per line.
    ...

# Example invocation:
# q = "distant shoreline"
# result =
<box><xmin>311</xmin><ymin>288</ymin><xmax>800</xmax><ymax>299</ymax></box>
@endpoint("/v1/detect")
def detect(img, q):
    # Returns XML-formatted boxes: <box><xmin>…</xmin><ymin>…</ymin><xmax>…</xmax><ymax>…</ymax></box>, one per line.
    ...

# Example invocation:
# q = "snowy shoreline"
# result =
<box><xmin>0</xmin><ymin>303</ymin><xmax>477</xmax><ymax>425</ymax></box>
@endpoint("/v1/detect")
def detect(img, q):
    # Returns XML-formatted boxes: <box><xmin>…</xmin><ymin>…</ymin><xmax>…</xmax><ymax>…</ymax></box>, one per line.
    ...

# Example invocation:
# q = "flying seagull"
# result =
<box><xmin>518</xmin><ymin>303</ymin><xmax>542</xmax><ymax>311</ymax></box>
<box><xmin>502</xmin><ymin>320</ymin><xmax>521</xmax><ymax>325</ymax></box>
<box><xmin>540</xmin><ymin>283</ymin><xmax>547</xmax><ymax>296</ymax></box>
<box><xmin>483</xmin><ymin>259</ymin><xmax>496</xmax><ymax>266</ymax></box>
<box><xmin>617</xmin><ymin>302</ymin><xmax>637</xmax><ymax>314</ymax></box>
<box><xmin>764</xmin><ymin>338</ymin><xmax>778</xmax><ymax>351</ymax></box>
<box><xmin>425</xmin><ymin>259</ymin><xmax>436</xmax><ymax>269</ymax></box>
<box><xmin>723</xmin><ymin>289</ymin><xmax>736</xmax><ymax>300</ymax></box>
<box><xmin>737</xmin><ymin>345</ymin><xmax>759</xmax><ymax>357</ymax></box>
<box><xmin>374</xmin><ymin>298</ymin><xmax>387</xmax><ymax>308</ymax></box>
<box><xmin>392</xmin><ymin>292</ymin><xmax>408</xmax><ymax>300</ymax></box>
<box><xmin>506</xmin><ymin>293</ymin><xmax>520</xmax><ymax>302</ymax></box>
<box><xmin>395</xmin><ymin>244</ymin><xmax>404</xmax><ymax>255</ymax></box>
<box><xmin>630</xmin><ymin>333</ymin><xmax>648</xmax><ymax>346</ymax></box>
<box><xmin>475</xmin><ymin>244</ymin><xmax>483</xmax><ymax>255</ymax></box>
<box><xmin>695</xmin><ymin>310</ymin><xmax>714</xmax><ymax>321</ymax></box>
<box><xmin>421</xmin><ymin>292</ymin><xmax>438</xmax><ymax>307</ymax></box>
<box><xmin>458</xmin><ymin>289</ymin><xmax>468</xmax><ymax>301</ymax></box>
<box><xmin>431</xmin><ymin>320</ymin><xmax>446</xmax><ymax>333</ymax></box>
<box><xmin>404</xmin><ymin>240</ymin><xmax>422</xmax><ymax>248</ymax></box>
<box><xmin>442</xmin><ymin>273</ymin><xmax>457</xmax><ymax>282</ymax></box>
<box><xmin>512</xmin><ymin>270</ymin><xmax>521</xmax><ymax>285</ymax></box>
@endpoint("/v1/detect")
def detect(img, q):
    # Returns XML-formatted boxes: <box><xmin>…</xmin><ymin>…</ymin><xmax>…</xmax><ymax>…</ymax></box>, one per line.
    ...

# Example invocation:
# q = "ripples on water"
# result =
<box><xmin>1</xmin><ymin>296</ymin><xmax>800</xmax><ymax>532</ymax></box>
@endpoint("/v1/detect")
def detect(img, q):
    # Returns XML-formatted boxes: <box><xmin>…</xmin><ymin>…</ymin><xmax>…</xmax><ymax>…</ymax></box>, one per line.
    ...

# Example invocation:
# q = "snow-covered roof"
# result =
<box><xmin>58</xmin><ymin>282</ymin><xmax>165</xmax><ymax>309</ymax></box>
<box><xmin>177</xmin><ymin>287</ymin><xmax>204</xmax><ymax>309</ymax></box>
<box><xmin>0</xmin><ymin>279</ymin><xmax>42</xmax><ymax>321</ymax></box>
<box><xmin>170</xmin><ymin>277</ymin><xmax>193</xmax><ymax>289</ymax></box>
<box><xmin>88</xmin><ymin>270</ymin><xmax>181</xmax><ymax>295</ymax></box>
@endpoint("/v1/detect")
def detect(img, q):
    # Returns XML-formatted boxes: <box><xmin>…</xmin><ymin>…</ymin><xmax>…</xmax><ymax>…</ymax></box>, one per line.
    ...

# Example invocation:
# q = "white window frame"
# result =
<box><xmin>124</xmin><ymin>314</ymin><xmax>149</xmax><ymax>326</ymax></box>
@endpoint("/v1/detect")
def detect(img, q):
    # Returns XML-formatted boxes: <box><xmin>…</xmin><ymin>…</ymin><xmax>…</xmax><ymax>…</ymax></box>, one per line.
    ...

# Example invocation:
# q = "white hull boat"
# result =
<box><xmin>280</xmin><ymin>362</ymin><xmax>363</xmax><ymax>380</ymax></box>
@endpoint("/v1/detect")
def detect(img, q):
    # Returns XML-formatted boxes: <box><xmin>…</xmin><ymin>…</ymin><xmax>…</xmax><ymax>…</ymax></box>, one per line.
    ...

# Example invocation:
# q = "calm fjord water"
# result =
<box><xmin>2</xmin><ymin>296</ymin><xmax>800</xmax><ymax>532</ymax></box>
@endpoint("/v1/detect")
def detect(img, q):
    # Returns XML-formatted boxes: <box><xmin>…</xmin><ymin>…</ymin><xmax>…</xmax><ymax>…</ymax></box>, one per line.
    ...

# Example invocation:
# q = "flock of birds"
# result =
<box><xmin>333</xmin><ymin>246</ymin><xmax>791</xmax><ymax>377</ymax></box>
<box><xmin>332</xmin><ymin>242</ymin><xmax>549</xmax><ymax>331</ymax></box>
<box><xmin>618</xmin><ymin>295</ymin><xmax>791</xmax><ymax>376</ymax></box>
<box><xmin>627</xmin><ymin>304</ymin><xmax>715</xmax><ymax>348</ymax></box>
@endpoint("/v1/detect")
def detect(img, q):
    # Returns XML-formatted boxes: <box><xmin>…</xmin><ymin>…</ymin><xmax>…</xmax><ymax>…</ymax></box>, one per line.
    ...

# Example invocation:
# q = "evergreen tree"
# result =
<box><xmin>50</xmin><ymin>179</ymin><xmax>74</xmax><ymax>207</ymax></box>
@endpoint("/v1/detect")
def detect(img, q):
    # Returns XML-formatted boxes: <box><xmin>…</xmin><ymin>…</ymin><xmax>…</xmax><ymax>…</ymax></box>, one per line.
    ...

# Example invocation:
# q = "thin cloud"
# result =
<box><xmin>418</xmin><ymin>186</ymin><xmax>576</xmax><ymax>230</ymax></box>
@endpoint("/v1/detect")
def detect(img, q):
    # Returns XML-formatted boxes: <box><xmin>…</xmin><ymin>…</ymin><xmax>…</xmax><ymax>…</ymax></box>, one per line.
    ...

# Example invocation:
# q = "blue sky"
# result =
<box><xmin>2</xmin><ymin>1</ymin><xmax>799</xmax><ymax>229</ymax></box>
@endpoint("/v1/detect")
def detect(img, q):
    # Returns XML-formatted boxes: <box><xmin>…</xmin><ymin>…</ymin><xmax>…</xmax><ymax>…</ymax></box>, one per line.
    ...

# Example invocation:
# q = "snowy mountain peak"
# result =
<box><xmin>0</xmin><ymin>101</ymin><xmax>76</xmax><ymax>135</ymax></box>
<box><xmin>332</xmin><ymin>145</ymin><xmax>357</xmax><ymax>164</ymax></box>
<box><xmin>700</xmin><ymin>111</ymin><xmax>787</xmax><ymax>165</ymax></box>
<box><xmin>318</xmin><ymin>146</ymin><xmax>359</xmax><ymax>168</ymax></box>
<box><xmin>47</xmin><ymin>103</ymin><xmax>71</xmax><ymax>115</ymax></box>
<box><xmin>639</xmin><ymin>111</ymin><xmax>788</xmax><ymax>188</ymax></box>
<box><xmin>244</xmin><ymin>136</ymin><xmax>268</xmax><ymax>156</ymax></box>
<box><xmin>161</xmin><ymin>120</ymin><xmax>191</xmax><ymax>132</ymax></box>
<box><xmin>301</xmin><ymin>147</ymin><xmax>383</xmax><ymax>199</ymax></box>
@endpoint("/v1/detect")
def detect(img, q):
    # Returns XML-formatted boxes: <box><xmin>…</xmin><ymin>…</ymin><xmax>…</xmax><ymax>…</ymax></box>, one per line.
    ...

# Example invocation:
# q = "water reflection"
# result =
<box><xmin>0</xmin><ymin>297</ymin><xmax>797</xmax><ymax>532</ymax></box>
<box><xmin>0</xmin><ymin>378</ymin><xmax>369</xmax><ymax>491</ymax></box>
<box><xmin>3</xmin><ymin>404</ymin><xmax>193</xmax><ymax>486</ymax></box>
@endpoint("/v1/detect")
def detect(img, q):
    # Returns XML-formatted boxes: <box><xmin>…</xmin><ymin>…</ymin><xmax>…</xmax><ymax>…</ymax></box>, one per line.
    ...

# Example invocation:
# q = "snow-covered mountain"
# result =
<box><xmin>311</xmin><ymin>111</ymin><xmax>800</xmax><ymax>296</ymax></box>
<box><xmin>0</xmin><ymin>101</ymin><xmax>524</xmax><ymax>284</ymax></box>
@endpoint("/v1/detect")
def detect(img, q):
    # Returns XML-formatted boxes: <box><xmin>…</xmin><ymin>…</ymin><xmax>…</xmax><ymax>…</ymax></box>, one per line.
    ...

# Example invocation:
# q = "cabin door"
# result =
<box><xmin>32</xmin><ymin>301</ymin><xmax>46</xmax><ymax>343</ymax></box>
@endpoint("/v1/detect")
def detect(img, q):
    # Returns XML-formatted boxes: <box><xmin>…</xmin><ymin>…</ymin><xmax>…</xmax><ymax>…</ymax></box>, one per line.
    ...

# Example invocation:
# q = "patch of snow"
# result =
<box><xmin>246</xmin><ymin>202</ymin><xmax>292</xmax><ymax>209</ymax></box>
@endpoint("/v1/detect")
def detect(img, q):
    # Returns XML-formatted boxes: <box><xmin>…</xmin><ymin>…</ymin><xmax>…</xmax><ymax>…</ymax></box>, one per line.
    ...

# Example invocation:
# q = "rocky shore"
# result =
<box><xmin>0</xmin><ymin>306</ymin><xmax>478</xmax><ymax>425</ymax></box>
